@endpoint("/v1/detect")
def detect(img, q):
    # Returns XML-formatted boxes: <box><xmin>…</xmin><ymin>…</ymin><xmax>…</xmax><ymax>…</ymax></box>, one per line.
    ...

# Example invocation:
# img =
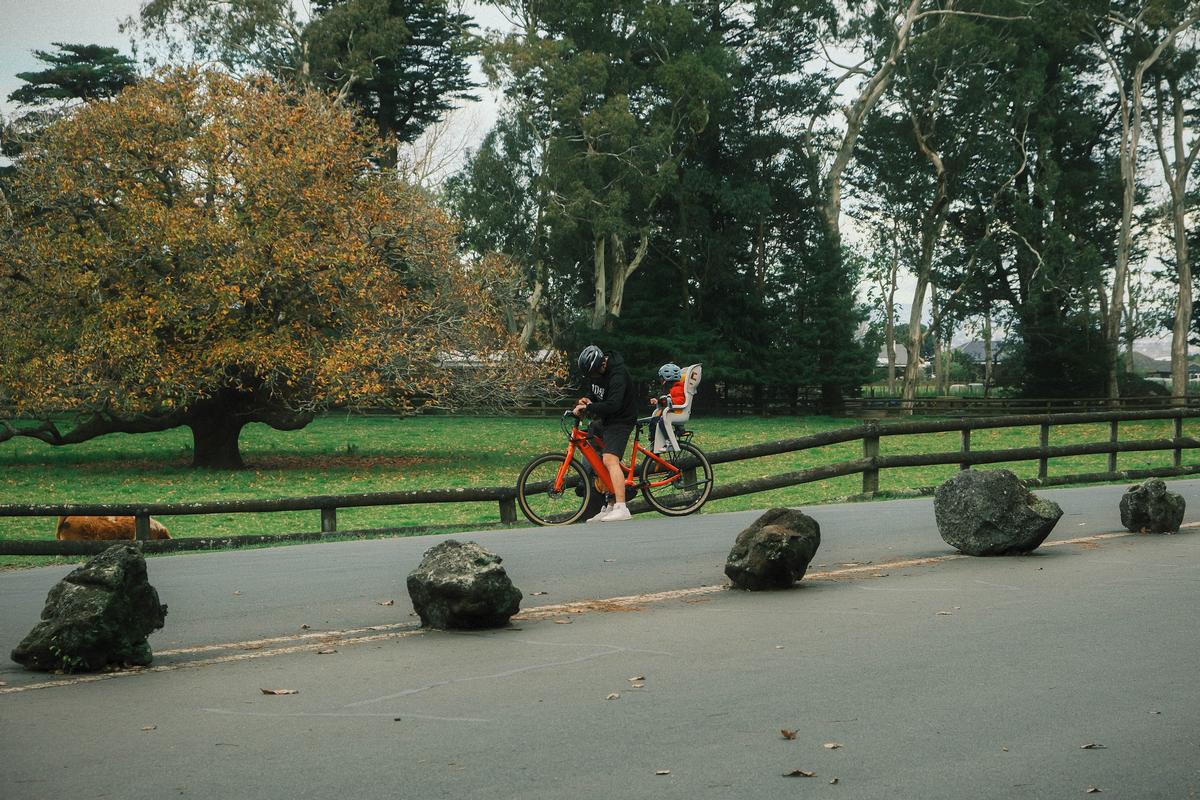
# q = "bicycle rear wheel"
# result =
<box><xmin>516</xmin><ymin>453</ymin><xmax>592</xmax><ymax>526</ymax></box>
<box><xmin>639</xmin><ymin>442</ymin><xmax>713</xmax><ymax>516</ymax></box>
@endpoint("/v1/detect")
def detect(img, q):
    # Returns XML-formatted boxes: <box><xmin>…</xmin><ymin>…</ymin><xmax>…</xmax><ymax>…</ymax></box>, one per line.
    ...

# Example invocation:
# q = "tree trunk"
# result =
<box><xmin>1169</xmin><ymin>199</ymin><xmax>1192</xmax><ymax>405</ymax></box>
<box><xmin>606</xmin><ymin>230</ymin><xmax>649</xmax><ymax>323</ymax></box>
<box><xmin>518</xmin><ymin>269</ymin><xmax>544</xmax><ymax>350</ymax></box>
<box><xmin>983</xmin><ymin>313</ymin><xmax>993</xmax><ymax>397</ymax></box>
<box><xmin>885</xmin><ymin>222</ymin><xmax>899</xmax><ymax>395</ymax></box>
<box><xmin>1153</xmin><ymin>74</ymin><xmax>1197</xmax><ymax>407</ymax></box>
<box><xmin>591</xmin><ymin>236</ymin><xmax>607</xmax><ymax>330</ymax></box>
<box><xmin>189</xmin><ymin>410</ymin><xmax>246</xmax><ymax>469</ymax></box>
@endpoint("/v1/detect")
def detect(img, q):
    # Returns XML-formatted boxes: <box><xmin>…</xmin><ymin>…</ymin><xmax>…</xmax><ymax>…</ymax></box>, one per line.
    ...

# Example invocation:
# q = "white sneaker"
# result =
<box><xmin>598</xmin><ymin>503</ymin><xmax>631</xmax><ymax>522</ymax></box>
<box><xmin>586</xmin><ymin>504</ymin><xmax>612</xmax><ymax>523</ymax></box>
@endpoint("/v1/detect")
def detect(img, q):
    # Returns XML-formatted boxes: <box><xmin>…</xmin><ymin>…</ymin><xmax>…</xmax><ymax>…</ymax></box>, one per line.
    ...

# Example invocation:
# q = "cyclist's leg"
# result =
<box><xmin>597</xmin><ymin>422</ymin><xmax>633</xmax><ymax>519</ymax></box>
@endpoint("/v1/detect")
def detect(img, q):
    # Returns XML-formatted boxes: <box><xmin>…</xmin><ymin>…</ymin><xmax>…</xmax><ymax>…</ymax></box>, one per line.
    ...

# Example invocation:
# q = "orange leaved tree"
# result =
<box><xmin>0</xmin><ymin>68</ymin><xmax>559</xmax><ymax>468</ymax></box>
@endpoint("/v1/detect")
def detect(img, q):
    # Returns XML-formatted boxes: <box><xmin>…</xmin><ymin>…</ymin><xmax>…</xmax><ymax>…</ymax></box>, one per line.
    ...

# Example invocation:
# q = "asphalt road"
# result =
<box><xmin>2</xmin><ymin>481</ymin><xmax>1199</xmax><ymax>799</ymax></box>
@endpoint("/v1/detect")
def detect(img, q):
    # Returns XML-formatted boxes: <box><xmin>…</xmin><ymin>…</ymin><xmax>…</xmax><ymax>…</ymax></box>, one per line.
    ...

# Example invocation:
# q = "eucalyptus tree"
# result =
<box><xmin>1147</xmin><ymin>23</ymin><xmax>1200</xmax><ymax>402</ymax></box>
<box><xmin>1088</xmin><ymin>0</ymin><xmax>1200</xmax><ymax>400</ymax></box>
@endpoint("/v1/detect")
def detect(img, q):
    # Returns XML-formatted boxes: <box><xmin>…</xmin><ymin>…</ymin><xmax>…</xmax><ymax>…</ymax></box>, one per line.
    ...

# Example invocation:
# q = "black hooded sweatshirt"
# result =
<box><xmin>581</xmin><ymin>351</ymin><xmax>638</xmax><ymax>424</ymax></box>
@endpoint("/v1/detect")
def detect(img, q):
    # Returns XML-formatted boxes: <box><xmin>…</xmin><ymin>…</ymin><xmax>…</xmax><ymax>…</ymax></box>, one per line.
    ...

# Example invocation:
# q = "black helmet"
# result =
<box><xmin>577</xmin><ymin>345</ymin><xmax>605</xmax><ymax>377</ymax></box>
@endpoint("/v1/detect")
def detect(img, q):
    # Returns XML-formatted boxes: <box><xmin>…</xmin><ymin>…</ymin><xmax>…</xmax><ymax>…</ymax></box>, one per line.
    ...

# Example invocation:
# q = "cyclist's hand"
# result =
<box><xmin>571</xmin><ymin>404</ymin><xmax>587</xmax><ymax>417</ymax></box>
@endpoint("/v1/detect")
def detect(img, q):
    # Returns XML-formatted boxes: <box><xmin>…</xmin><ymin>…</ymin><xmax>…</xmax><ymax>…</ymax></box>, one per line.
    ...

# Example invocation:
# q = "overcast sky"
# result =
<box><xmin>0</xmin><ymin>0</ymin><xmax>142</xmax><ymax>117</ymax></box>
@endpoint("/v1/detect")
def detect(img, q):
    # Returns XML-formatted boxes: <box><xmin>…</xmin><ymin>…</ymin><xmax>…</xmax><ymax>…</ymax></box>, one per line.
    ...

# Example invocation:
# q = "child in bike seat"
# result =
<box><xmin>650</xmin><ymin>362</ymin><xmax>686</xmax><ymax>452</ymax></box>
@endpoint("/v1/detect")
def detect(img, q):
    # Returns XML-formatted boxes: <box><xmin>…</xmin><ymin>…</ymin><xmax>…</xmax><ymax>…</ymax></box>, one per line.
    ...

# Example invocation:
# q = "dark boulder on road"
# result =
<box><xmin>11</xmin><ymin>544</ymin><xmax>167</xmax><ymax>672</ymax></box>
<box><xmin>1120</xmin><ymin>478</ymin><xmax>1185</xmax><ymax>533</ymax></box>
<box><xmin>725</xmin><ymin>508</ymin><xmax>821</xmax><ymax>590</ymax></box>
<box><xmin>934</xmin><ymin>469</ymin><xmax>1062</xmax><ymax>556</ymax></box>
<box><xmin>406</xmin><ymin>540</ymin><xmax>522</xmax><ymax>629</ymax></box>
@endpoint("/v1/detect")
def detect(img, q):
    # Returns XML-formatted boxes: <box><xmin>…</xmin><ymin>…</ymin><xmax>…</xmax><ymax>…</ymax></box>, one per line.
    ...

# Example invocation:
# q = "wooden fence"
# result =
<box><xmin>2</xmin><ymin>408</ymin><xmax>1197</xmax><ymax>556</ymax></box>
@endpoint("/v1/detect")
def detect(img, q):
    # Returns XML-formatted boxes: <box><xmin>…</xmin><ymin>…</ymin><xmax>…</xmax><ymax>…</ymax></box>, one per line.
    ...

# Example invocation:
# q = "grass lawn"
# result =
<box><xmin>2</xmin><ymin>412</ymin><xmax>1196</xmax><ymax>568</ymax></box>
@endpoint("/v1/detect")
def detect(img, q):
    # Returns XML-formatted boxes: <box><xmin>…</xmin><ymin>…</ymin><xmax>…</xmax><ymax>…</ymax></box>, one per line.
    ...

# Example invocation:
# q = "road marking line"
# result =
<box><xmin>0</xmin><ymin>527</ymin><xmax>1174</xmax><ymax>695</ymax></box>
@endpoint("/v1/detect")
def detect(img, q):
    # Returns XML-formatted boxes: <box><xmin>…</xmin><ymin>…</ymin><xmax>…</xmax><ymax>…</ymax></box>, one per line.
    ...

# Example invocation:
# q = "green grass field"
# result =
<box><xmin>2</xmin><ymin>413</ymin><xmax>1196</xmax><ymax>568</ymax></box>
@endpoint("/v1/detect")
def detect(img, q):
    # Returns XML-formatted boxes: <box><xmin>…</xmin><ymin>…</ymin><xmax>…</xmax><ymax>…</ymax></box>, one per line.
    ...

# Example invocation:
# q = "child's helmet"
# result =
<box><xmin>577</xmin><ymin>345</ymin><xmax>605</xmax><ymax>376</ymax></box>
<box><xmin>658</xmin><ymin>363</ymin><xmax>682</xmax><ymax>382</ymax></box>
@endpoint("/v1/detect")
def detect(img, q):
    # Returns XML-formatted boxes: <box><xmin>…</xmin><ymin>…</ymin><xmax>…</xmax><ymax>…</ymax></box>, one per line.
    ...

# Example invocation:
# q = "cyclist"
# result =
<box><xmin>572</xmin><ymin>344</ymin><xmax>638</xmax><ymax>522</ymax></box>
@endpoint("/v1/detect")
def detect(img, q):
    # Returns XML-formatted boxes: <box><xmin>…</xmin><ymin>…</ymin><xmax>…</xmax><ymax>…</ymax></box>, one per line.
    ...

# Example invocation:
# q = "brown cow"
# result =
<box><xmin>55</xmin><ymin>515</ymin><xmax>172</xmax><ymax>541</ymax></box>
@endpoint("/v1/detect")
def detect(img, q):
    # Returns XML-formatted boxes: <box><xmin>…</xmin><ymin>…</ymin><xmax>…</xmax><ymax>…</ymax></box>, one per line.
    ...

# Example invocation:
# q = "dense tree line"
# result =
<box><xmin>448</xmin><ymin>0</ymin><xmax>1199</xmax><ymax>403</ymax></box>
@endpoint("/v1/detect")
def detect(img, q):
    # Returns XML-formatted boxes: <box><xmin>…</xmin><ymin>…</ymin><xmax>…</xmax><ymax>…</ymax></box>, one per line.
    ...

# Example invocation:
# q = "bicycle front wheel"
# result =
<box><xmin>639</xmin><ymin>442</ymin><xmax>713</xmax><ymax>516</ymax></box>
<box><xmin>516</xmin><ymin>453</ymin><xmax>592</xmax><ymax>526</ymax></box>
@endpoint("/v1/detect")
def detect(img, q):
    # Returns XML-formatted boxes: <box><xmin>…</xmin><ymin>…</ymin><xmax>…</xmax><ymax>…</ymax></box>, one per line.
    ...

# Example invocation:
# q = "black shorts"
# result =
<box><xmin>590</xmin><ymin>420</ymin><xmax>634</xmax><ymax>460</ymax></box>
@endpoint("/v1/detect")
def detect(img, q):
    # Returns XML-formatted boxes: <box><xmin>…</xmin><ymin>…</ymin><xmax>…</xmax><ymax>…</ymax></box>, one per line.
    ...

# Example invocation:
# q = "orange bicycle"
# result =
<box><xmin>516</xmin><ymin>411</ymin><xmax>714</xmax><ymax>526</ymax></box>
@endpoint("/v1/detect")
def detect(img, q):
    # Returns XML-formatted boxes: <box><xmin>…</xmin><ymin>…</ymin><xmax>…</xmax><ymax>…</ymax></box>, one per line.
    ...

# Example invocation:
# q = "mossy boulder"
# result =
<box><xmin>11</xmin><ymin>544</ymin><xmax>167</xmax><ymax>672</ymax></box>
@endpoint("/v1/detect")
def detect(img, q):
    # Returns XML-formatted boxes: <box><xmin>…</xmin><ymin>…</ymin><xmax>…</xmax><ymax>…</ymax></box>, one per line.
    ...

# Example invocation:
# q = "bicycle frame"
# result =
<box><xmin>558</xmin><ymin>417</ymin><xmax>681</xmax><ymax>496</ymax></box>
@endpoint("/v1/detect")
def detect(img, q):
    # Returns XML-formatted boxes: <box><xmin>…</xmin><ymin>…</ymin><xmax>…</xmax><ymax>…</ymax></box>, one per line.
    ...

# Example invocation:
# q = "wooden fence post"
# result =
<box><xmin>320</xmin><ymin>507</ymin><xmax>337</xmax><ymax>533</ymax></box>
<box><xmin>1039</xmin><ymin>423</ymin><xmax>1050</xmax><ymax>480</ymax></box>
<box><xmin>960</xmin><ymin>427</ymin><xmax>971</xmax><ymax>470</ymax></box>
<box><xmin>862</xmin><ymin>423</ymin><xmax>880</xmax><ymax>494</ymax></box>
<box><xmin>134</xmin><ymin>512</ymin><xmax>151</xmax><ymax>541</ymax></box>
<box><xmin>498</xmin><ymin>497</ymin><xmax>517</xmax><ymax>524</ymax></box>
<box><xmin>1109</xmin><ymin>420</ymin><xmax>1119</xmax><ymax>473</ymax></box>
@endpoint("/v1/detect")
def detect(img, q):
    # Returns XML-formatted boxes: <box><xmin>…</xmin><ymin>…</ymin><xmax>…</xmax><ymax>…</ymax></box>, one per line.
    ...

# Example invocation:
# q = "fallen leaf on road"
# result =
<box><xmin>630</xmin><ymin>682</ymin><xmax>645</xmax><ymax>689</ymax></box>
<box><xmin>606</xmin><ymin>693</ymin><xmax>620</xmax><ymax>700</ymax></box>
<box><xmin>936</xmin><ymin>611</ymin><xmax>954</xmax><ymax>616</ymax></box>
<box><xmin>378</xmin><ymin>599</ymin><xmax>394</xmax><ymax>606</ymax></box>
<box><xmin>554</xmin><ymin>619</ymin><xmax>572</xmax><ymax>624</ymax></box>
<box><xmin>300</xmin><ymin>624</ymin><xmax>311</xmax><ymax>630</ymax></box>
<box><xmin>1002</xmin><ymin>747</ymin><xmax>1009</xmax><ymax>752</ymax></box>
<box><xmin>260</xmin><ymin>688</ymin><xmax>298</xmax><ymax>695</ymax></box>
<box><xmin>872</xmin><ymin>573</ymin><xmax>890</xmax><ymax>578</ymax></box>
<box><xmin>530</xmin><ymin>591</ymin><xmax>548</xmax><ymax>596</ymax></box>
<box><xmin>780</xmin><ymin>729</ymin><xmax>797</xmax><ymax>740</ymax></box>
<box><xmin>628</xmin><ymin>675</ymin><xmax>645</xmax><ymax>682</ymax></box>
<box><xmin>1086</xmin><ymin>787</ymin><xmax>1102</xmax><ymax>794</ymax></box>
<box><xmin>316</xmin><ymin>649</ymin><xmax>338</xmax><ymax>655</ymax></box>
<box><xmin>141</xmin><ymin>725</ymin><xmax>157</xmax><ymax>731</ymax></box>
<box><xmin>655</xmin><ymin>770</ymin><xmax>671</xmax><ymax>776</ymax></box>
<box><xmin>1081</xmin><ymin>743</ymin><xmax>1106</xmax><ymax>749</ymax></box>
<box><xmin>823</xmin><ymin>742</ymin><xmax>842</xmax><ymax>750</ymax></box>
<box><xmin>233</xmin><ymin>591</ymin><xmax>242</xmax><ymax>596</ymax></box>
<box><xmin>830</xmin><ymin>778</ymin><xmax>840</xmax><ymax>785</ymax></box>
<box><xmin>603</xmin><ymin>559</ymin><xmax>616</xmax><ymax>563</ymax></box>
<box><xmin>783</xmin><ymin>769</ymin><xmax>816</xmax><ymax>777</ymax></box>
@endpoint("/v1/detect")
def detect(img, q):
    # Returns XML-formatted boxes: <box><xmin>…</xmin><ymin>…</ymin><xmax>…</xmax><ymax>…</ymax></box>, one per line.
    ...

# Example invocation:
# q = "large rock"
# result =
<box><xmin>725</xmin><ymin>508</ymin><xmax>821</xmax><ymax>590</ymax></box>
<box><xmin>934</xmin><ymin>469</ymin><xmax>1062</xmax><ymax>556</ymax></box>
<box><xmin>1120</xmin><ymin>478</ymin><xmax>1185</xmax><ymax>533</ymax></box>
<box><xmin>11</xmin><ymin>544</ymin><xmax>168</xmax><ymax>672</ymax></box>
<box><xmin>406</xmin><ymin>540</ymin><xmax>522</xmax><ymax>629</ymax></box>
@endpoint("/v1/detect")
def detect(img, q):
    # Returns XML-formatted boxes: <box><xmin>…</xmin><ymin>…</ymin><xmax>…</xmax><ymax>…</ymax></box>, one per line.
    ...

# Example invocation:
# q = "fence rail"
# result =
<box><xmin>2</xmin><ymin>408</ymin><xmax>1198</xmax><ymax>556</ymax></box>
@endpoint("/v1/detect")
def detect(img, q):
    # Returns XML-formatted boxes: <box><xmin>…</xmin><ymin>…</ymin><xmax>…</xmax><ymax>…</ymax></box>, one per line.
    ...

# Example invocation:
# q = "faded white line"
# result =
<box><xmin>202</xmin><ymin>708</ymin><xmax>491</xmax><ymax>723</ymax></box>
